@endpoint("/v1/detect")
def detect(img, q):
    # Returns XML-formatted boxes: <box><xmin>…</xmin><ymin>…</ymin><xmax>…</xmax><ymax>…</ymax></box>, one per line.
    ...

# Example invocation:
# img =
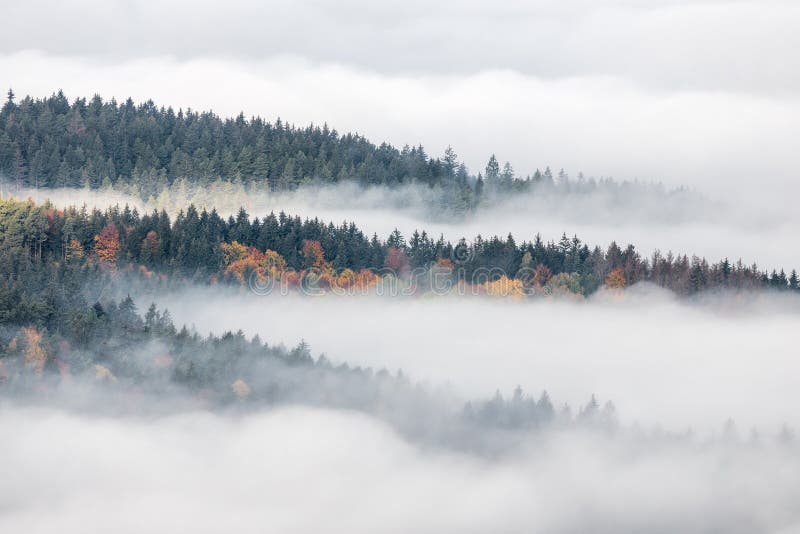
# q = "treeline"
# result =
<box><xmin>0</xmin><ymin>90</ymin><xmax>466</xmax><ymax>197</ymax></box>
<box><xmin>0</xmin><ymin>91</ymin><xmax>681</xmax><ymax>214</ymax></box>
<box><xmin>6</xmin><ymin>200</ymin><xmax>800</xmax><ymax>304</ymax></box>
<box><xmin>1</xmin><ymin>197</ymin><xmax>797</xmax><ymax>302</ymax></box>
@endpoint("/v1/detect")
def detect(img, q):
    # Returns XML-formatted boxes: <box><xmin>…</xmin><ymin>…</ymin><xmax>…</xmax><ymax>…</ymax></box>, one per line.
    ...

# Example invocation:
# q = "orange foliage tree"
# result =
<box><xmin>221</xmin><ymin>241</ymin><xmax>288</xmax><ymax>284</ymax></box>
<box><xmin>605</xmin><ymin>268</ymin><xmax>627</xmax><ymax>289</ymax></box>
<box><xmin>220</xmin><ymin>239</ymin><xmax>381</xmax><ymax>294</ymax></box>
<box><xmin>298</xmin><ymin>240</ymin><xmax>336</xmax><ymax>290</ymax></box>
<box><xmin>330</xmin><ymin>268</ymin><xmax>381</xmax><ymax>294</ymax></box>
<box><xmin>301</xmin><ymin>240</ymin><xmax>331</xmax><ymax>271</ymax></box>
<box><xmin>94</xmin><ymin>223</ymin><xmax>120</xmax><ymax>267</ymax></box>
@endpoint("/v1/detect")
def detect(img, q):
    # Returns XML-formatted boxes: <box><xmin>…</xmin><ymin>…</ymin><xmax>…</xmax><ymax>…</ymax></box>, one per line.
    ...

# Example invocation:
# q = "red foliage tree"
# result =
<box><xmin>384</xmin><ymin>247</ymin><xmax>409</xmax><ymax>275</ymax></box>
<box><xmin>533</xmin><ymin>264</ymin><xmax>552</xmax><ymax>286</ymax></box>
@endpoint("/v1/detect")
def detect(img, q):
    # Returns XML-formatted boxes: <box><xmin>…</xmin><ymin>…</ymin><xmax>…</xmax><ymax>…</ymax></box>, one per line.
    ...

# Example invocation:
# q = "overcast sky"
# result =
<box><xmin>2</xmin><ymin>0</ymin><xmax>799</xmax><ymax>203</ymax></box>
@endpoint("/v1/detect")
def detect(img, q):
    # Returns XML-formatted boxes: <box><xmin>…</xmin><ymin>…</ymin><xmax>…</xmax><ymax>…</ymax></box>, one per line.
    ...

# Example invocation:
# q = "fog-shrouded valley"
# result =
<box><xmin>2</xmin><ymin>1</ymin><xmax>800</xmax><ymax>532</ymax></box>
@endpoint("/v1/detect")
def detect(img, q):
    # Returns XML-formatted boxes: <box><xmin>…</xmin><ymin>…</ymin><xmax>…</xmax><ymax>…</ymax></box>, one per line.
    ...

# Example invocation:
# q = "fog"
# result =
<box><xmin>3</xmin><ymin>1</ymin><xmax>799</xmax><ymax>528</ymax></box>
<box><xmin>2</xmin><ymin>405</ymin><xmax>799</xmax><ymax>533</ymax></box>
<box><xmin>4</xmin><ymin>280</ymin><xmax>800</xmax><ymax>531</ymax></box>
<box><xmin>148</xmin><ymin>286</ymin><xmax>800</xmax><ymax>432</ymax></box>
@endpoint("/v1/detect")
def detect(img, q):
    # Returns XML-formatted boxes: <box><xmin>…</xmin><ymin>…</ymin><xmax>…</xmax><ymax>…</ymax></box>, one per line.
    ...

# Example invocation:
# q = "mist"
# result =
<box><xmin>2</xmin><ymin>405</ymin><xmax>800</xmax><ymax>533</ymax></box>
<box><xmin>147</xmin><ymin>285</ymin><xmax>800</xmax><ymax>432</ymax></box>
<box><xmin>2</xmin><ymin>1</ymin><xmax>799</xmax><ymax>529</ymax></box>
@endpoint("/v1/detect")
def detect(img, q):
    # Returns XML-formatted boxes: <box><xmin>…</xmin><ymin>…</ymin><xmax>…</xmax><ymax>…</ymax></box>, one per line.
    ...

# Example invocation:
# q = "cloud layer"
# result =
<box><xmin>4</xmin><ymin>1</ymin><xmax>800</xmax><ymax>93</ymax></box>
<box><xmin>2</xmin><ymin>406</ymin><xmax>799</xmax><ymax>534</ymax></box>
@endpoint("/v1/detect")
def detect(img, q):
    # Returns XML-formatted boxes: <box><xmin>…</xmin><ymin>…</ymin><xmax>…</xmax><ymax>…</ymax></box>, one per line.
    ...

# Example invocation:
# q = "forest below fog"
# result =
<box><xmin>1</xmin><ymin>90</ymin><xmax>798</xmax><ymax>452</ymax></box>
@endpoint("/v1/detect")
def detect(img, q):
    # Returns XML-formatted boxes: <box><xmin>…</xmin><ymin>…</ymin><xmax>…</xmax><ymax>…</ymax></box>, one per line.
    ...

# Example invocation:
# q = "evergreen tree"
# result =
<box><xmin>485</xmin><ymin>154</ymin><xmax>500</xmax><ymax>183</ymax></box>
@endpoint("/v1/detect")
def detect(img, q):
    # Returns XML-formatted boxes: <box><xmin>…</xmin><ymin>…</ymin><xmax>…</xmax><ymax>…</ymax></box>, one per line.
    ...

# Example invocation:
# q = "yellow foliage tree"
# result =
<box><xmin>65</xmin><ymin>239</ymin><xmax>84</xmax><ymax>262</ymax></box>
<box><xmin>262</xmin><ymin>249</ymin><xmax>288</xmax><ymax>274</ymax></box>
<box><xmin>221</xmin><ymin>241</ymin><xmax>250</xmax><ymax>266</ymax></box>
<box><xmin>231</xmin><ymin>379</ymin><xmax>251</xmax><ymax>399</ymax></box>
<box><xmin>20</xmin><ymin>326</ymin><xmax>47</xmax><ymax>376</ymax></box>
<box><xmin>94</xmin><ymin>364</ymin><xmax>117</xmax><ymax>383</ymax></box>
<box><xmin>481</xmin><ymin>275</ymin><xmax>526</xmax><ymax>298</ymax></box>
<box><xmin>336</xmin><ymin>268</ymin><xmax>357</xmax><ymax>289</ymax></box>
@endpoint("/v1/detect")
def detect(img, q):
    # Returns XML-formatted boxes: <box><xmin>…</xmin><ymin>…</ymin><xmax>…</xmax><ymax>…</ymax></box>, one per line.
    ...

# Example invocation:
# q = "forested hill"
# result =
<box><xmin>0</xmin><ymin>90</ymin><xmax>476</xmax><ymax>197</ymax></box>
<box><xmin>0</xmin><ymin>90</ymin><xmax>670</xmax><ymax>210</ymax></box>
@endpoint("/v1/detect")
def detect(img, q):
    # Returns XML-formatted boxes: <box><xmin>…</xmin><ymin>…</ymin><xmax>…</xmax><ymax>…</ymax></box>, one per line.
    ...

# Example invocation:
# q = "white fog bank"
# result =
<box><xmin>1</xmin><ymin>406</ymin><xmax>799</xmax><ymax>534</ymax></box>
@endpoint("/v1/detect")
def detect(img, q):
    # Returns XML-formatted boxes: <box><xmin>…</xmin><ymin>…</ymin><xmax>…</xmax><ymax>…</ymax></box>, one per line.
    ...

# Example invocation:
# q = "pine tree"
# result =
<box><xmin>2</xmin><ymin>88</ymin><xmax>15</xmax><ymax>114</ymax></box>
<box><xmin>485</xmin><ymin>154</ymin><xmax>500</xmax><ymax>183</ymax></box>
<box><xmin>443</xmin><ymin>145</ymin><xmax>458</xmax><ymax>178</ymax></box>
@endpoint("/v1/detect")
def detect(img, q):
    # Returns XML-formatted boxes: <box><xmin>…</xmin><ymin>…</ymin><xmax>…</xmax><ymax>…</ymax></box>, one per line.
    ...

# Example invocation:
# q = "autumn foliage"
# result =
<box><xmin>20</xmin><ymin>326</ymin><xmax>48</xmax><ymax>376</ymax></box>
<box><xmin>301</xmin><ymin>240</ymin><xmax>330</xmax><ymax>270</ymax></box>
<box><xmin>384</xmin><ymin>246</ymin><xmax>409</xmax><ymax>274</ymax></box>
<box><xmin>94</xmin><ymin>364</ymin><xmax>117</xmax><ymax>383</ymax></box>
<box><xmin>221</xmin><ymin>241</ymin><xmax>288</xmax><ymax>284</ymax></box>
<box><xmin>220</xmin><ymin>240</ymin><xmax>380</xmax><ymax>293</ymax></box>
<box><xmin>330</xmin><ymin>268</ymin><xmax>381</xmax><ymax>292</ymax></box>
<box><xmin>533</xmin><ymin>264</ymin><xmax>553</xmax><ymax>287</ymax></box>
<box><xmin>65</xmin><ymin>239</ymin><xmax>84</xmax><ymax>262</ymax></box>
<box><xmin>94</xmin><ymin>223</ymin><xmax>120</xmax><ymax>267</ymax></box>
<box><xmin>436</xmin><ymin>258</ymin><xmax>454</xmax><ymax>271</ymax></box>
<box><xmin>477</xmin><ymin>275</ymin><xmax>526</xmax><ymax>298</ymax></box>
<box><xmin>605</xmin><ymin>268</ymin><xmax>627</xmax><ymax>289</ymax></box>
